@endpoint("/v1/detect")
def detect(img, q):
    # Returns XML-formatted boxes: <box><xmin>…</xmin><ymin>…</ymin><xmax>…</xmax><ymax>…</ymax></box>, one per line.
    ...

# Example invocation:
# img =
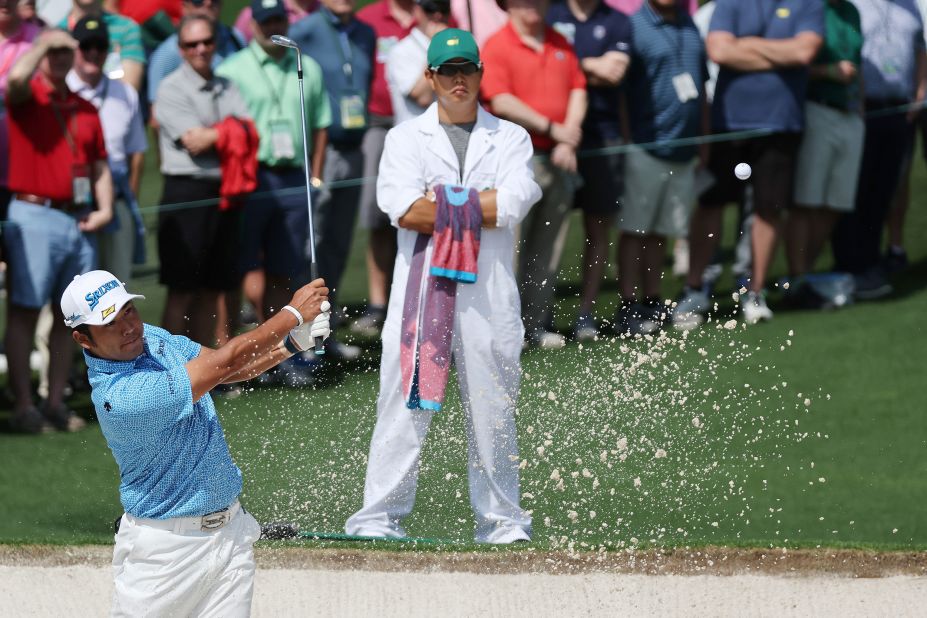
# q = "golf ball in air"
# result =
<box><xmin>734</xmin><ymin>163</ymin><xmax>752</xmax><ymax>180</ymax></box>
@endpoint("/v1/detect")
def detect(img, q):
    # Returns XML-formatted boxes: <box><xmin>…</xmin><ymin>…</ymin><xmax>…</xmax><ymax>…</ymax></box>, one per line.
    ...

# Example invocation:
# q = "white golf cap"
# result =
<box><xmin>60</xmin><ymin>270</ymin><xmax>145</xmax><ymax>329</ymax></box>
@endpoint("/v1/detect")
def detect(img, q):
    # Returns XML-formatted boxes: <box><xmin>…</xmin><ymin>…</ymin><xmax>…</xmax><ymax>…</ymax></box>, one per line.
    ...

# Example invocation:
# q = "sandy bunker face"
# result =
<box><xmin>3</xmin><ymin>546</ymin><xmax>926</xmax><ymax>617</ymax></box>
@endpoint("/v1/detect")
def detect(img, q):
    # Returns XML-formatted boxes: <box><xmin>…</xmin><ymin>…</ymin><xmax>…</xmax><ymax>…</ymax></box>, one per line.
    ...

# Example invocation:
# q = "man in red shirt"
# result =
<box><xmin>3</xmin><ymin>28</ymin><xmax>113</xmax><ymax>433</ymax></box>
<box><xmin>353</xmin><ymin>0</ymin><xmax>414</xmax><ymax>339</ymax></box>
<box><xmin>481</xmin><ymin>0</ymin><xmax>587</xmax><ymax>349</ymax></box>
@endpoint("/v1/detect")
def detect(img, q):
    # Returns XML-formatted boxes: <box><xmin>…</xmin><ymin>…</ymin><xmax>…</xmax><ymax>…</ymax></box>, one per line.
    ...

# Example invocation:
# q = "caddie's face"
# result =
<box><xmin>75</xmin><ymin>302</ymin><xmax>145</xmax><ymax>361</ymax></box>
<box><xmin>426</xmin><ymin>57</ymin><xmax>482</xmax><ymax>108</ymax></box>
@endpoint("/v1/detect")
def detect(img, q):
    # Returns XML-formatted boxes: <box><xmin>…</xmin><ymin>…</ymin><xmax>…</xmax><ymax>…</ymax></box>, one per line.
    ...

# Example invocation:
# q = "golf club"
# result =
<box><xmin>271</xmin><ymin>34</ymin><xmax>325</xmax><ymax>355</ymax></box>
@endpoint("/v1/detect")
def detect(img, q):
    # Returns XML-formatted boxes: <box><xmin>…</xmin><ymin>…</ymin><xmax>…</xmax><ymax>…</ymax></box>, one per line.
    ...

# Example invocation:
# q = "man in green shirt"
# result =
<box><xmin>216</xmin><ymin>0</ymin><xmax>331</xmax><ymax>386</ymax></box>
<box><xmin>787</xmin><ymin>0</ymin><xmax>864</xmax><ymax>308</ymax></box>
<box><xmin>60</xmin><ymin>0</ymin><xmax>147</xmax><ymax>92</ymax></box>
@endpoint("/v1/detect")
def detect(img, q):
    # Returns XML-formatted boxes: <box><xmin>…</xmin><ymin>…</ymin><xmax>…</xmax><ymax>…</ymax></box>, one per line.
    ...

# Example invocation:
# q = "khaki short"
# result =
<box><xmin>794</xmin><ymin>101</ymin><xmax>865</xmax><ymax>212</ymax></box>
<box><xmin>618</xmin><ymin>145</ymin><xmax>696</xmax><ymax>237</ymax></box>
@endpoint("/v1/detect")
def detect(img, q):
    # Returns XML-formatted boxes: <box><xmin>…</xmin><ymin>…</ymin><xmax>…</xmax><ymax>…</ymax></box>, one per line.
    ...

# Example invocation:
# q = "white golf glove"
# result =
<box><xmin>288</xmin><ymin>301</ymin><xmax>332</xmax><ymax>351</ymax></box>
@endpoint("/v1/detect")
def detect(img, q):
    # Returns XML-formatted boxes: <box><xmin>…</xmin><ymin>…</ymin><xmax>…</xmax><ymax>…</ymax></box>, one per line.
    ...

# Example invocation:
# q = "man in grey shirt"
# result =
<box><xmin>155</xmin><ymin>14</ymin><xmax>251</xmax><ymax>351</ymax></box>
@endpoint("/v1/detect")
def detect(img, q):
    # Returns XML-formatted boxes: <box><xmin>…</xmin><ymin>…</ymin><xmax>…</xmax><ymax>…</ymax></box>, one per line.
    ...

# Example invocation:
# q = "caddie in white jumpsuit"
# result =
<box><xmin>345</xmin><ymin>28</ymin><xmax>541</xmax><ymax>544</ymax></box>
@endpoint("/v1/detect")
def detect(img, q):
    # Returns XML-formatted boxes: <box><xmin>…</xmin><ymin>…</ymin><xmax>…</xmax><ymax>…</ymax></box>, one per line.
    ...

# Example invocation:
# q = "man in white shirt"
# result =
<box><xmin>66</xmin><ymin>15</ymin><xmax>147</xmax><ymax>283</ymax></box>
<box><xmin>386</xmin><ymin>0</ymin><xmax>451</xmax><ymax>124</ymax></box>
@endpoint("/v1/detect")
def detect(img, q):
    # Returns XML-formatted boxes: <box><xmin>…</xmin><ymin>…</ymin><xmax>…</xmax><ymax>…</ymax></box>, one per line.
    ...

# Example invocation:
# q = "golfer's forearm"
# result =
<box><xmin>223</xmin><ymin>343</ymin><xmax>293</xmax><ymax>383</ymax></box>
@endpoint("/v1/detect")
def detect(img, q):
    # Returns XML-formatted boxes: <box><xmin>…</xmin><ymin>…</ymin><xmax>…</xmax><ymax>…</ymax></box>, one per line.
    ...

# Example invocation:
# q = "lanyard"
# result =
<box><xmin>321</xmin><ymin>12</ymin><xmax>356</xmax><ymax>87</ymax></box>
<box><xmin>50</xmin><ymin>95</ymin><xmax>78</xmax><ymax>154</ymax></box>
<box><xmin>248</xmin><ymin>46</ymin><xmax>290</xmax><ymax>113</ymax></box>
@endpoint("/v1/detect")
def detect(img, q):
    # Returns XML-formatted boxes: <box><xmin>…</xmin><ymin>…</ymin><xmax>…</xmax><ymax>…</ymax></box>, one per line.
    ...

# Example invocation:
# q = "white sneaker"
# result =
<box><xmin>527</xmin><ymin>329</ymin><xmax>567</xmax><ymax>350</ymax></box>
<box><xmin>741</xmin><ymin>290</ymin><xmax>773</xmax><ymax>325</ymax></box>
<box><xmin>329</xmin><ymin>341</ymin><xmax>362</xmax><ymax>361</ymax></box>
<box><xmin>672</xmin><ymin>287</ymin><xmax>710</xmax><ymax>330</ymax></box>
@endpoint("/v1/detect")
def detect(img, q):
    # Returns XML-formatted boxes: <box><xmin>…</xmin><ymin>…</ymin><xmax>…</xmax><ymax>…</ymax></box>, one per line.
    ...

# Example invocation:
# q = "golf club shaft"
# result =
<box><xmin>295</xmin><ymin>53</ymin><xmax>326</xmax><ymax>355</ymax></box>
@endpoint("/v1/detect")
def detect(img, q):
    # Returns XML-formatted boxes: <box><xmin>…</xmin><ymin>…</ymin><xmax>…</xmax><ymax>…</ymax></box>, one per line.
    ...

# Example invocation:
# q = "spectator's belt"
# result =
<box><xmin>128</xmin><ymin>500</ymin><xmax>241</xmax><ymax>533</ymax></box>
<box><xmin>808</xmin><ymin>97</ymin><xmax>854</xmax><ymax>114</ymax></box>
<box><xmin>14</xmin><ymin>193</ymin><xmax>83</xmax><ymax>213</ymax></box>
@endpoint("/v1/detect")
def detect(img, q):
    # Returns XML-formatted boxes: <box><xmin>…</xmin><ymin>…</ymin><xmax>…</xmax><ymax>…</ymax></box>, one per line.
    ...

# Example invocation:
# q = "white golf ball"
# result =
<box><xmin>734</xmin><ymin>162</ymin><xmax>752</xmax><ymax>180</ymax></box>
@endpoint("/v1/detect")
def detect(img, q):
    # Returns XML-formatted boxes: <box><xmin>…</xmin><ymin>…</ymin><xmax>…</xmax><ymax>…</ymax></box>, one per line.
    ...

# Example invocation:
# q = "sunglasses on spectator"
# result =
<box><xmin>79</xmin><ymin>40</ymin><xmax>109</xmax><ymax>53</ymax></box>
<box><xmin>431</xmin><ymin>62</ymin><xmax>481</xmax><ymax>77</ymax></box>
<box><xmin>181</xmin><ymin>37</ymin><xmax>216</xmax><ymax>50</ymax></box>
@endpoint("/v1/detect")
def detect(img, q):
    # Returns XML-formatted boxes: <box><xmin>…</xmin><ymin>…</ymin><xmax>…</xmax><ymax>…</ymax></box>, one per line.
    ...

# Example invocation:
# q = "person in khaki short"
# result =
<box><xmin>616</xmin><ymin>0</ymin><xmax>707</xmax><ymax>336</ymax></box>
<box><xmin>786</xmin><ymin>0</ymin><xmax>864</xmax><ymax>309</ymax></box>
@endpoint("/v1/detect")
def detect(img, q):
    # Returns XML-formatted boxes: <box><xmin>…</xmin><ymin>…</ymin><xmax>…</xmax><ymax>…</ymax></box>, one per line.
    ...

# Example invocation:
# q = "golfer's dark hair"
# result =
<box><xmin>75</xmin><ymin>324</ymin><xmax>94</xmax><ymax>343</ymax></box>
<box><xmin>177</xmin><ymin>14</ymin><xmax>216</xmax><ymax>44</ymax></box>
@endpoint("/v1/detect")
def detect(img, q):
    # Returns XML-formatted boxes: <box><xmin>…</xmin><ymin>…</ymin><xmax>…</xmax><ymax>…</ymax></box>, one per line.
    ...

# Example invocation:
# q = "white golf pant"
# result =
<box><xmin>111</xmin><ymin>501</ymin><xmax>261</xmax><ymax>617</ymax></box>
<box><xmin>346</xmin><ymin>247</ymin><xmax>532</xmax><ymax>543</ymax></box>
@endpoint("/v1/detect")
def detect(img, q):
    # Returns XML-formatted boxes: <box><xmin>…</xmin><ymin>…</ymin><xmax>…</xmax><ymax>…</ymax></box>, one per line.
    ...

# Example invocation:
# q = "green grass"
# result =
<box><xmin>0</xmin><ymin>0</ymin><xmax>924</xmax><ymax>550</ymax></box>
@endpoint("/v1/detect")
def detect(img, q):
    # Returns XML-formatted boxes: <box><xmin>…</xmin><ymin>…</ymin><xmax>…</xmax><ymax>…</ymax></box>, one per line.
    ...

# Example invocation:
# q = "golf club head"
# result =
<box><xmin>270</xmin><ymin>35</ymin><xmax>299</xmax><ymax>50</ymax></box>
<box><xmin>260</xmin><ymin>521</ymin><xmax>301</xmax><ymax>540</ymax></box>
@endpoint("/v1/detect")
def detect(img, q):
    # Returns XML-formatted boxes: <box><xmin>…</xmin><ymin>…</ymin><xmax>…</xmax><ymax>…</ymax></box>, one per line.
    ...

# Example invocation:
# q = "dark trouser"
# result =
<box><xmin>832</xmin><ymin>102</ymin><xmax>913</xmax><ymax>274</ymax></box>
<box><xmin>314</xmin><ymin>141</ymin><xmax>363</xmax><ymax>305</ymax></box>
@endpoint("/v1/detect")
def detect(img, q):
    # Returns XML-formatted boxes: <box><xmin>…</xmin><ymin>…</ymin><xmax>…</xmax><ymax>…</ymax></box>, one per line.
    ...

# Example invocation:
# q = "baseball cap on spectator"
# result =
<box><xmin>61</xmin><ymin>270</ymin><xmax>145</xmax><ymax>329</ymax></box>
<box><xmin>251</xmin><ymin>0</ymin><xmax>287</xmax><ymax>23</ymax></box>
<box><xmin>417</xmin><ymin>0</ymin><xmax>451</xmax><ymax>14</ymax></box>
<box><xmin>427</xmin><ymin>28</ymin><xmax>480</xmax><ymax>70</ymax></box>
<box><xmin>72</xmin><ymin>16</ymin><xmax>110</xmax><ymax>50</ymax></box>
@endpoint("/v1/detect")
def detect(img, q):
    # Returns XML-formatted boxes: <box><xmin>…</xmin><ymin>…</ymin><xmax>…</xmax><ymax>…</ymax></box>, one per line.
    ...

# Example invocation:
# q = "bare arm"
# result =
<box><xmin>563</xmin><ymin>88</ymin><xmax>587</xmax><ymax>132</ymax></box>
<box><xmin>489</xmin><ymin>93</ymin><xmax>552</xmax><ymax>135</ymax></box>
<box><xmin>185</xmin><ymin>279</ymin><xmax>329</xmax><ymax>401</ymax></box>
<box><xmin>122</xmin><ymin>60</ymin><xmax>144</xmax><ymax>93</ymax></box>
<box><xmin>398</xmin><ymin>189</ymin><xmax>498</xmax><ymax>234</ymax></box>
<box><xmin>7</xmin><ymin>31</ymin><xmax>77</xmax><ymax>106</ymax></box>
<box><xmin>740</xmin><ymin>32</ymin><xmax>823</xmax><ymax>67</ymax></box>
<box><xmin>79</xmin><ymin>160</ymin><xmax>114</xmax><ymax>232</ymax></box>
<box><xmin>581</xmin><ymin>52</ymin><xmax>630</xmax><ymax>88</ymax></box>
<box><xmin>707</xmin><ymin>31</ymin><xmax>775</xmax><ymax>72</ymax></box>
<box><xmin>128</xmin><ymin>152</ymin><xmax>144</xmax><ymax>197</ymax></box>
<box><xmin>311</xmin><ymin>128</ymin><xmax>327</xmax><ymax>180</ymax></box>
<box><xmin>409</xmin><ymin>74</ymin><xmax>434</xmax><ymax>107</ymax></box>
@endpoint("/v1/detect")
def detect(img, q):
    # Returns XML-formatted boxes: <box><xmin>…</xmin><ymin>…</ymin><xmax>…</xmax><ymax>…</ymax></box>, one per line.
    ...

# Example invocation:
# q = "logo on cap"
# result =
<box><xmin>447</xmin><ymin>38</ymin><xmax>459</xmax><ymax>46</ymax></box>
<box><xmin>87</xmin><ymin>20</ymin><xmax>99</xmax><ymax>29</ymax></box>
<box><xmin>262</xmin><ymin>0</ymin><xmax>277</xmax><ymax>7</ymax></box>
<box><xmin>86</xmin><ymin>279</ymin><xmax>120</xmax><ymax>311</ymax></box>
<box><xmin>101</xmin><ymin>305</ymin><xmax>116</xmax><ymax>320</ymax></box>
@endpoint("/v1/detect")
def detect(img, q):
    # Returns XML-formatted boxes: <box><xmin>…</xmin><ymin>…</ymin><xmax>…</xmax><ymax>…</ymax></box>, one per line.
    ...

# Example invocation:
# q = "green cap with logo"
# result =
<box><xmin>427</xmin><ymin>28</ymin><xmax>480</xmax><ymax>70</ymax></box>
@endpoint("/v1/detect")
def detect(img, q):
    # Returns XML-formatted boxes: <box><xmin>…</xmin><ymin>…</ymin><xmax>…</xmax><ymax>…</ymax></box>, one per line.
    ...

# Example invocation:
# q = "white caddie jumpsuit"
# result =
<box><xmin>345</xmin><ymin>103</ymin><xmax>542</xmax><ymax>543</ymax></box>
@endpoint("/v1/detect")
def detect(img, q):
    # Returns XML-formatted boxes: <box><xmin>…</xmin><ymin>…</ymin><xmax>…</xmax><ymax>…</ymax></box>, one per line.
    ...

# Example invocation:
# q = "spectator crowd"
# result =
<box><xmin>0</xmin><ymin>0</ymin><xmax>925</xmax><ymax>433</ymax></box>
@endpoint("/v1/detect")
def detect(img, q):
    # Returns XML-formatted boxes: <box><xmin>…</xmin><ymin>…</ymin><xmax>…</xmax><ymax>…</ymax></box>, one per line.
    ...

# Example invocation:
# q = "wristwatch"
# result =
<box><xmin>310</xmin><ymin>177</ymin><xmax>323</xmax><ymax>189</ymax></box>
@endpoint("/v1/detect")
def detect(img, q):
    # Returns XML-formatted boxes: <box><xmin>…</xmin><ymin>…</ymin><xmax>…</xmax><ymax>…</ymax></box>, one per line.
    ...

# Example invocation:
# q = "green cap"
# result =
<box><xmin>427</xmin><ymin>28</ymin><xmax>480</xmax><ymax>69</ymax></box>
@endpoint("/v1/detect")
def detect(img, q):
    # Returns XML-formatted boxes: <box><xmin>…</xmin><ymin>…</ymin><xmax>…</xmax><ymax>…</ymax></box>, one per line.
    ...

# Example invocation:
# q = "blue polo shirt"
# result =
<box><xmin>547</xmin><ymin>1</ymin><xmax>632</xmax><ymax>144</ymax></box>
<box><xmin>710</xmin><ymin>0</ymin><xmax>825</xmax><ymax>132</ymax></box>
<box><xmin>626</xmin><ymin>4</ymin><xmax>706</xmax><ymax>161</ymax></box>
<box><xmin>290</xmin><ymin>9</ymin><xmax>376</xmax><ymax>146</ymax></box>
<box><xmin>854</xmin><ymin>0</ymin><xmax>926</xmax><ymax>102</ymax></box>
<box><xmin>147</xmin><ymin>24</ymin><xmax>245</xmax><ymax>104</ymax></box>
<box><xmin>85</xmin><ymin>324</ymin><xmax>242</xmax><ymax>520</ymax></box>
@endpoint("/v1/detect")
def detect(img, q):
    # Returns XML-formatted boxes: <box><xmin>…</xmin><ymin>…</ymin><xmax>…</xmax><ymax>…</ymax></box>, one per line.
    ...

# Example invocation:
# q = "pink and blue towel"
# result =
<box><xmin>400</xmin><ymin>185</ymin><xmax>482</xmax><ymax>412</ymax></box>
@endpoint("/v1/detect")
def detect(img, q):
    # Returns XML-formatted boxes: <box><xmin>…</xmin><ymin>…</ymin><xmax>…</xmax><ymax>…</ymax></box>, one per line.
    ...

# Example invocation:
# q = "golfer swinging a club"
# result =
<box><xmin>61</xmin><ymin>271</ymin><xmax>330</xmax><ymax>615</ymax></box>
<box><xmin>346</xmin><ymin>29</ymin><xmax>541</xmax><ymax>544</ymax></box>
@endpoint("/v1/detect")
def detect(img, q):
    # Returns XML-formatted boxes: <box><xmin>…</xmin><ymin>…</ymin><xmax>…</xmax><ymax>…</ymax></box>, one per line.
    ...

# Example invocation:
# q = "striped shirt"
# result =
<box><xmin>626</xmin><ymin>3</ymin><xmax>706</xmax><ymax>161</ymax></box>
<box><xmin>85</xmin><ymin>324</ymin><xmax>242</xmax><ymax>519</ymax></box>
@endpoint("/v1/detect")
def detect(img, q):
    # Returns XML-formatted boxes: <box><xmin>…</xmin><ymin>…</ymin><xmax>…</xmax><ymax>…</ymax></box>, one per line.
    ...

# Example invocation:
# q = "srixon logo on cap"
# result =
<box><xmin>86</xmin><ymin>279</ymin><xmax>120</xmax><ymax>310</ymax></box>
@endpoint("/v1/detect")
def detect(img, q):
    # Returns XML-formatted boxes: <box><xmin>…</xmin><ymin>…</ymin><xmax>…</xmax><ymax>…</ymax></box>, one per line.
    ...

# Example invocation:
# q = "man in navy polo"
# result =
<box><xmin>548</xmin><ymin>0</ymin><xmax>631</xmax><ymax>342</ymax></box>
<box><xmin>617</xmin><ymin>0</ymin><xmax>707</xmax><ymax>335</ymax></box>
<box><xmin>675</xmin><ymin>0</ymin><xmax>824</xmax><ymax>327</ymax></box>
